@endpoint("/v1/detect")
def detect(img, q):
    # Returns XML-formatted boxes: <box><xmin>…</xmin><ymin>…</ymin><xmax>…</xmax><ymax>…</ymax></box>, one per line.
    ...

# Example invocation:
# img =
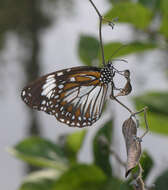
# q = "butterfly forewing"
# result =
<box><xmin>21</xmin><ymin>66</ymin><xmax>108</xmax><ymax>127</ymax></box>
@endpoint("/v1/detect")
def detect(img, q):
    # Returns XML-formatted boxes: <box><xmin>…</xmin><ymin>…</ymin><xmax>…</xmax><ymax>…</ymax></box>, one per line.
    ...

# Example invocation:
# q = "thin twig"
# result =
<box><xmin>131</xmin><ymin>106</ymin><xmax>149</xmax><ymax>140</ymax></box>
<box><xmin>98</xmin><ymin>135</ymin><xmax>126</xmax><ymax>167</ymax></box>
<box><xmin>89</xmin><ymin>0</ymin><xmax>101</xmax><ymax>17</ymax></box>
<box><xmin>109</xmin><ymin>148</ymin><xmax>126</xmax><ymax>167</ymax></box>
<box><xmin>139</xmin><ymin>107</ymin><xmax>149</xmax><ymax>139</ymax></box>
<box><xmin>89</xmin><ymin>0</ymin><xmax>105</xmax><ymax>66</ymax></box>
<box><xmin>132</xmin><ymin>163</ymin><xmax>145</xmax><ymax>190</ymax></box>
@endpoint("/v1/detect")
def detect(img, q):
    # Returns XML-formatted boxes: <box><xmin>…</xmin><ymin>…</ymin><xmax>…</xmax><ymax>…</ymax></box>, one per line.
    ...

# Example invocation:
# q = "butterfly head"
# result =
<box><xmin>106</xmin><ymin>61</ymin><xmax>114</xmax><ymax>70</ymax></box>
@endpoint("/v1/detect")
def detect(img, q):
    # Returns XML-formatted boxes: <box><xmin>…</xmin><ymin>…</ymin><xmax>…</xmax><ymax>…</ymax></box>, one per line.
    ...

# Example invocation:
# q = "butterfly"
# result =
<box><xmin>21</xmin><ymin>62</ymin><xmax>116</xmax><ymax>127</ymax></box>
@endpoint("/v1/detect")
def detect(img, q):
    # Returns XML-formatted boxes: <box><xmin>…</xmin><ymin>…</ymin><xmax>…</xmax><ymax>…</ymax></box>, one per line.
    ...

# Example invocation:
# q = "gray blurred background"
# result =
<box><xmin>0</xmin><ymin>0</ymin><xmax>168</xmax><ymax>190</ymax></box>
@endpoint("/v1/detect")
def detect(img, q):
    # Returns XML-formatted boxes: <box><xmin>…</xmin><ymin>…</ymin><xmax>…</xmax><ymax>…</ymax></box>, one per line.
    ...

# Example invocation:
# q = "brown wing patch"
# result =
<box><xmin>64</xmin><ymin>83</ymin><xmax>79</xmax><ymax>90</ymax></box>
<box><xmin>75</xmin><ymin>76</ymin><xmax>92</xmax><ymax>82</ymax></box>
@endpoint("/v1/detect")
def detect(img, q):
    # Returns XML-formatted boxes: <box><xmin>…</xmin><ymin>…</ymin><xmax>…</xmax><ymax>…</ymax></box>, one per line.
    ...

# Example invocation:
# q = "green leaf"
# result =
<box><xmin>138</xmin><ymin>0</ymin><xmax>160</xmax><ymax>10</ymax></box>
<box><xmin>103</xmin><ymin>178</ymin><xmax>121</xmax><ymax>189</ymax></box>
<box><xmin>52</xmin><ymin>164</ymin><xmax>107</xmax><ymax>190</ymax></box>
<box><xmin>154</xmin><ymin>170</ymin><xmax>168</xmax><ymax>190</ymax></box>
<box><xmin>158</xmin><ymin>0</ymin><xmax>168</xmax><ymax>38</ymax></box>
<box><xmin>160</xmin><ymin>13</ymin><xmax>168</xmax><ymax>38</ymax></box>
<box><xmin>102</xmin><ymin>41</ymin><xmax>157</xmax><ymax>62</ymax></box>
<box><xmin>108</xmin><ymin>0</ymin><xmax>130</xmax><ymax>5</ymax></box>
<box><xmin>120</xmin><ymin>182</ymin><xmax>134</xmax><ymax>190</ymax></box>
<box><xmin>9</xmin><ymin>136</ymin><xmax>68</xmax><ymax>170</ymax></box>
<box><xmin>104</xmin><ymin>2</ymin><xmax>152</xmax><ymax>29</ymax></box>
<box><xmin>78</xmin><ymin>35</ymin><xmax>99</xmax><ymax>66</ymax></box>
<box><xmin>160</xmin><ymin>0</ymin><xmax>168</xmax><ymax>14</ymax></box>
<box><xmin>19</xmin><ymin>169</ymin><xmax>61</xmax><ymax>190</ymax></box>
<box><xmin>141</xmin><ymin>112</ymin><xmax>168</xmax><ymax>135</ymax></box>
<box><xmin>134</xmin><ymin>91</ymin><xmax>168</xmax><ymax>116</ymax></box>
<box><xmin>133</xmin><ymin>91</ymin><xmax>168</xmax><ymax>135</ymax></box>
<box><xmin>102</xmin><ymin>177</ymin><xmax>122</xmax><ymax>190</ymax></box>
<box><xmin>140</xmin><ymin>151</ymin><xmax>154</xmax><ymax>180</ymax></box>
<box><xmin>65</xmin><ymin>130</ymin><xmax>87</xmax><ymax>162</ymax></box>
<box><xmin>93</xmin><ymin>120</ymin><xmax>113</xmax><ymax>176</ymax></box>
<box><xmin>101</xmin><ymin>177</ymin><xmax>133</xmax><ymax>190</ymax></box>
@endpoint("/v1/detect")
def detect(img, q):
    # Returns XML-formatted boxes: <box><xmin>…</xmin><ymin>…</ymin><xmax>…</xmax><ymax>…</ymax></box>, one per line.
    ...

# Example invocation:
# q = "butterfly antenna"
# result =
<box><xmin>112</xmin><ymin>58</ymin><xmax>128</xmax><ymax>63</ymax></box>
<box><xmin>109</xmin><ymin>44</ymin><xmax>128</xmax><ymax>61</ymax></box>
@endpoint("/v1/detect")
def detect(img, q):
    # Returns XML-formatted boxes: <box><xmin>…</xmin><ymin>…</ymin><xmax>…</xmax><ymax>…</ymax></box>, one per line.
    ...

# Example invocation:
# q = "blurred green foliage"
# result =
<box><xmin>52</xmin><ymin>164</ymin><xmax>107</xmax><ymax>190</ymax></box>
<box><xmin>104</xmin><ymin>2</ymin><xmax>152</xmax><ymax>29</ymax></box>
<box><xmin>20</xmin><ymin>169</ymin><xmax>59</xmax><ymax>190</ymax></box>
<box><xmin>155</xmin><ymin>170</ymin><xmax>168</xmax><ymax>190</ymax></box>
<box><xmin>64</xmin><ymin>130</ymin><xmax>87</xmax><ymax>163</ymax></box>
<box><xmin>78</xmin><ymin>35</ymin><xmax>100</xmax><ymax>66</ymax></box>
<box><xmin>9</xmin><ymin>137</ymin><xmax>68</xmax><ymax>170</ymax></box>
<box><xmin>103</xmin><ymin>42</ymin><xmax>157</xmax><ymax>61</ymax></box>
<box><xmin>134</xmin><ymin>92</ymin><xmax>168</xmax><ymax>135</ymax></box>
<box><xmin>140</xmin><ymin>151</ymin><xmax>154</xmax><ymax>181</ymax></box>
<box><xmin>11</xmin><ymin>121</ymin><xmax>155</xmax><ymax>190</ymax></box>
<box><xmin>93</xmin><ymin>120</ymin><xmax>113</xmax><ymax>176</ymax></box>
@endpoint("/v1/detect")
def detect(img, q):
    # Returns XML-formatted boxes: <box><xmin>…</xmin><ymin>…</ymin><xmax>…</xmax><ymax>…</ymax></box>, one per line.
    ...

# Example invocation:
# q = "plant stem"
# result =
<box><xmin>89</xmin><ymin>0</ymin><xmax>105</xmax><ymax>66</ymax></box>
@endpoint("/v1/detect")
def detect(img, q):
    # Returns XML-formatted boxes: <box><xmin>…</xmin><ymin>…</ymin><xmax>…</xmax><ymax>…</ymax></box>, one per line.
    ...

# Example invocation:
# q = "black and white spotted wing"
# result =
<box><xmin>21</xmin><ymin>66</ymin><xmax>108</xmax><ymax>127</ymax></box>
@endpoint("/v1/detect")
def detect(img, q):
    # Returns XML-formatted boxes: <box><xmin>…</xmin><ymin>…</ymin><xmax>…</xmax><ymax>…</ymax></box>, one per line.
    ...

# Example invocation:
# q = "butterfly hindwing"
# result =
<box><xmin>21</xmin><ymin>66</ymin><xmax>108</xmax><ymax>127</ymax></box>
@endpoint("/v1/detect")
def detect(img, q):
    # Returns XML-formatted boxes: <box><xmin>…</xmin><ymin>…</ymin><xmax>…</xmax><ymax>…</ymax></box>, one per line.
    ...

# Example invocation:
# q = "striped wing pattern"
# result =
<box><xmin>21</xmin><ymin>66</ymin><xmax>108</xmax><ymax>127</ymax></box>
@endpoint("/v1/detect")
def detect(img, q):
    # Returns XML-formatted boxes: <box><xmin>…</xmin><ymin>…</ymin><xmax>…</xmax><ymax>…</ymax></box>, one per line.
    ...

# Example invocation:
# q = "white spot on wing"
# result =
<box><xmin>91</xmin><ymin>86</ymin><xmax>102</xmax><ymax>117</ymax></box>
<box><xmin>58</xmin><ymin>84</ymin><xmax>64</xmax><ymax>89</ymax></box>
<box><xmin>42</xmin><ymin>78</ymin><xmax>56</xmax><ymax>89</ymax></box>
<box><xmin>87</xmin><ymin>75</ymin><xmax>96</xmax><ymax>80</ymax></box>
<box><xmin>70</xmin><ymin>77</ymin><xmax>75</xmax><ymax>82</ymax></box>
<box><xmin>60</xmin><ymin>118</ymin><xmax>65</xmax><ymax>122</ymax></box>
<box><xmin>64</xmin><ymin>89</ymin><xmax>78</xmax><ymax>102</ymax></box>
<box><xmin>80</xmin><ymin>96</ymin><xmax>88</xmax><ymax>113</ymax></box>
<box><xmin>41</xmin><ymin>100</ymin><xmax>46</xmax><ymax>105</ymax></box>
<box><xmin>46</xmin><ymin>91</ymin><xmax>53</xmax><ymax>99</ymax></box>
<box><xmin>83</xmin><ymin>86</ymin><xmax>101</xmax><ymax>117</ymax></box>
<box><xmin>57</xmin><ymin>72</ymin><xmax>63</xmax><ymax>76</ymax></box>
<box><xmin>22</xmin><ymin>90</ymin><xmax>26</xmax><ymax>96</ymax></box>
<box><xmin>47</xmin><ymin>74</ymin><xmax>55</xmax><ymax>79</ymax></box>
<box><xmin>71</xmin><ymin>97</ymin><xmax>80</xmax><ymax>108</ymax></box>
<box><xmin>55</xmin><ymin>95</ymin><xmax>59</xmax><ymax>99</ymax></box>
<box><xmin>41</xmin><ymin>83</ymin><xmax>56</xmax><ymax>98</ymax></box>
<box><xmin>78</xmin><ymin>86</ymin><xmax>94</xmax><ymax>97</ymax></box>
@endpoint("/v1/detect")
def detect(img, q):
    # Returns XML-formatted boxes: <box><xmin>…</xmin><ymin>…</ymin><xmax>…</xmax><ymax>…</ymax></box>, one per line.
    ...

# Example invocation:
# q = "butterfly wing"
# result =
<box><xmin>21</xmin><ymin>66</ymin><xmax>108</xmax><ymax>127</ymax></box>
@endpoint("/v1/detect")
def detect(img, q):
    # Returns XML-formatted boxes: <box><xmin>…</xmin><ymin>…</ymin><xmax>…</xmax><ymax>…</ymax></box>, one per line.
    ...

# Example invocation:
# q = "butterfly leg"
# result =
<box><xmin>131</xmin><ymin>107</ymin><xmax>149</xmax><ymax>140</ymax></box>
<box><xmin>110</xmin><ymin>81</ymin><xmax>149</xmax><ymax>139</ymax></box>
<box><xmin>110</xmin><ymin>93</ymin><xmax>134</xmax><ymax>114</ymax></box>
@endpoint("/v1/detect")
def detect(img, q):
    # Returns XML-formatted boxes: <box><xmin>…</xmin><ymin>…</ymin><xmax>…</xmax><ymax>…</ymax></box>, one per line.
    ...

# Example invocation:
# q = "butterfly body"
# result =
<box><xmin>21</xmin><ymin>63</ymin><xmax>115</xmax><ymax>127</ymax></box>
<box><xmin>100</xmin><ymin>62</ymin><xmax>115</xmax><ymax>84</ymax></box>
